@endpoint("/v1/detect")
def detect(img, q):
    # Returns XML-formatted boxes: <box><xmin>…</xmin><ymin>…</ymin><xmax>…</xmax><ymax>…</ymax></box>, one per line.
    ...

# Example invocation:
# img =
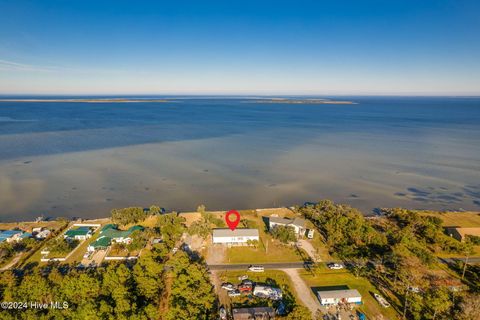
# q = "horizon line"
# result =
<box><xmin>1</xmin><ymin>93</ymin><xmax>480</xmax><ymax>98</ymax></box>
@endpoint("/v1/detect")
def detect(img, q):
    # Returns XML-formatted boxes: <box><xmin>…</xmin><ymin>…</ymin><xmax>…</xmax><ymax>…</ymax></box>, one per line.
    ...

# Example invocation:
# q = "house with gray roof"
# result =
<box><xmin>268</xmin><ymin>216</ymin><xmax>306</xmax><ymax>236</ymax></box>
<box><xmin>232</xmin><ymin>306</ymin><xmax>275</xmax><ymax>320</ymax></box>
<box><xmin>212</xmin><ymin>228</ymin><xmax>259</xmax><ymax>245</ymax></box>
<box><xmin>317</xmin><ymin>289</ymin><xmax>362</xmax><ymax>305</ymax></box>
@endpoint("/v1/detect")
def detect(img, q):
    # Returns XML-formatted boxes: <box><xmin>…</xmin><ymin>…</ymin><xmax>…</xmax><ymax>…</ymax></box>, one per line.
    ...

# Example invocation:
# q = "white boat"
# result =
<box><xmin>374</xmin><ymin>293</ymin><xmax>391</xmax><ymax>308</ymax></box>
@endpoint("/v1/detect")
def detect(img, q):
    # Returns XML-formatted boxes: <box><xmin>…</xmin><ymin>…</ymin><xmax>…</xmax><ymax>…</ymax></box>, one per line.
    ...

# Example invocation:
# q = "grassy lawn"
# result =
<box><xmin>225</xmin><ymin>241</ymin><xmax>307</xmax><ymax>263</ymax></box>
<box><xmin>216</xmin><ymin>270</ymin><xmax>303</xmax><ymax>309</ymax></box>
<box><xmin>418</xmin><ymin>211</ymin><xmax>480</xmax><ymax>227</ymax></box>
<box><xmin>299</xmin><ymin>269</ymin><xmax>401</xmax><ymax>320</ymax></box>
<box><xmin>0</xmin><ymin>220</ymin><xmax>66</xmax><ymax>232</ymax></box>
<box><xmin>436</xmin><ymin>246</ymin><xmax>480</xmax><ymax>258</ymax></box>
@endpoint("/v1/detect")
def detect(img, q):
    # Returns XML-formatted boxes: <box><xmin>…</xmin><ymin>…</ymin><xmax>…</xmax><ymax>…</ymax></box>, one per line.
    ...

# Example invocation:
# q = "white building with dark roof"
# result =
<box><xmin>212</xmin><ymin>228</ymin><xmax>259</xmax><ymax>245</ymax></box>
<box><xmin>317</xmin><ymin>289</ymin><xmax>362</xmax><ymax>305</ymax></box>
<box><xmin>268</xmin><ymin>216</ymin><xmax>306</xmax><ymax>236</ymax></box>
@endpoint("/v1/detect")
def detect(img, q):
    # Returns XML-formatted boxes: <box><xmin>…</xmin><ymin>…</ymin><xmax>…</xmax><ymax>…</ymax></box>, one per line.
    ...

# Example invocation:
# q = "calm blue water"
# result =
<box><xmin>0</xmin><ymin>96</ymin><xmax>479</xmax><ymax>220</ymax></box>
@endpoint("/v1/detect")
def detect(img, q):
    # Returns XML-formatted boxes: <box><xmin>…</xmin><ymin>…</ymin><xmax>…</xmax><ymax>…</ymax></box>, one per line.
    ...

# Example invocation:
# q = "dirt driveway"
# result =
<box><xmin>298</xmin><ymin>239</ymin><xmax>322</xmax><ymax>262</ymax></box>
<box><xmin>206</xmin><ymin>244</ymin><xmax>226</xmax><ymax>265</ymax></box>
<box><xmin>282</xmin><ymin>268</ymin><xmax>321</xmax><ymax>317</ymax></box>
<box><xmin>81</xmin><ymin>249</ymin><xmax>107</xmax><ymax>267</ymax></box>
<box><xmin>209</xmin><ymin>270</ymin><xmax>231</xmax><ymax>310</ymax></box>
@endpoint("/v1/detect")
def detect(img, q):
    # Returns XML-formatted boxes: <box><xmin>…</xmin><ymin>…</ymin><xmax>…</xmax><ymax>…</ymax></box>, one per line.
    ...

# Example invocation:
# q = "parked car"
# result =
<box><xmin>228</xmin><ymin>289</ymin><xmax>241</xmax><ymax>297</ymax></box>
<box><xmin>248</xmin><ymin>265</ymin><xmax>264</xmax><ymax>272</ymax></box>
<box><xmin>327</xmin><ymin>263</ymin><xmax>344</xmax><ymax>270</ymax></box>
<box><xmin>241</xmin><ymin>279</ymin><xmax>253</xmax><ymax>286</ymax></box>
<box><xmin>221</xmin><ymin>283</ymin><xmax>236</xmax><ymax>291</ymax></box>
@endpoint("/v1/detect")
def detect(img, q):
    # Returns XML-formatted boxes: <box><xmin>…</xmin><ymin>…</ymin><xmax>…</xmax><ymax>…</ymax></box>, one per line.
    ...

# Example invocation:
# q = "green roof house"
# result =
<box><xmin>87</xmin><ymin>225</ymin><xmax>144</xmax><ymax>252</ymax></box>
<box><xmin>88</xmin><ymin>236</ymin><xmax>112</xmax><ymax>251</ymax></box>
<box><xmin>64</xmin><ymin>226</ymin><xmax>93</xmax><ymax>240</ymax></box>
<box><xmin>101</xmin><ymin>224</ymin><xmax>117</xmax><ymax>233</ymax></box>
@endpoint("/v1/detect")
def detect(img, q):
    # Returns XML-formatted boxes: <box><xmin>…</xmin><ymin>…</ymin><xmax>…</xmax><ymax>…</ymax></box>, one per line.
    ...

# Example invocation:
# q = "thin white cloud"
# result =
<box><xmin>0</xmin><ymin>59</ymin><xmax>59</xmax><ymax>72</ymax></box>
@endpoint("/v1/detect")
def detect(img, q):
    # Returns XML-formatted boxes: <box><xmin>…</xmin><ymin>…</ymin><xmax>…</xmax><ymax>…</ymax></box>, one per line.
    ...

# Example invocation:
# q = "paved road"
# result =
<box><xmin>208</xmin><ymin>262</ymin><xmax>305</xmax><ymax>270</ymax></box>
<box><xmin>439</xmin><ymin>257</ymin><xmax>480</xmax><ymax>264</ymax></box>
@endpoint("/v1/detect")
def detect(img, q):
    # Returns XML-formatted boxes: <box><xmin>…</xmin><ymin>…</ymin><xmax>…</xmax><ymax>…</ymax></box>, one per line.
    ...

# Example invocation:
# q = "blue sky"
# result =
<box><xmin>0</xmin><ymin>0</ymin><xmax>479</xmax><ymax>95</ymax></box>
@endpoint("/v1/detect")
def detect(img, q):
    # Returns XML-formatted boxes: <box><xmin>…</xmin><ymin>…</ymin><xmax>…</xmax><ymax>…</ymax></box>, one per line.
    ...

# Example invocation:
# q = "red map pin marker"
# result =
<box><xmin>225</xmin><ymin>210</ymin><xmax>240</xmax><ymax>231</ymax></box>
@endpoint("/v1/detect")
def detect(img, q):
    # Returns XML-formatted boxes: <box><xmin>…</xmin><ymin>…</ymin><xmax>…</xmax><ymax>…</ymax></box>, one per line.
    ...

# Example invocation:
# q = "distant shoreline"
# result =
<box><xmin>0</xmin><ymin>98</ymin><xmax>171</xmax><ymax>103</ymax></box>
<box><xmin>246</xmin><ymin>98</ymin><xmax>356</xmax><ymax>105</ymax></box>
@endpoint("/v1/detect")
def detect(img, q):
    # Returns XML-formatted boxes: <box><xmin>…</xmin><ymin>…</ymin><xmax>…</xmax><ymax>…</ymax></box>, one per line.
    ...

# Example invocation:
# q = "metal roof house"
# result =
<box><xmin>88</xmin><ymin>225</ymin><xmax>144</xmax><ymax>252</ymax></box>
<box><xmin>64</xmin><ymin>226</ymin><xmax>93</xmax><ymax>240</ymax></box>
<box><xmin>232</xmin><ymin>306</ymin><xmax>275</xmax><ymax>320</ymax></box>
<box><xmin>212</xmin><ymin>228</ymin><xmax>259</xmax><ymax>245</ymax></box>
<box><xmin>268</xmin><ymin>216</ymin><xmax>306</xmax><ymax>235</ymax></box>
<box><xmin>317</xmin><ymin>289</ymin><xmax>362</xmax><ymax>305</ymax></box>
<box><xmin>88</xmin><ymin>236</ymin><xmax>112</xmax><ymax>251</ymax></box>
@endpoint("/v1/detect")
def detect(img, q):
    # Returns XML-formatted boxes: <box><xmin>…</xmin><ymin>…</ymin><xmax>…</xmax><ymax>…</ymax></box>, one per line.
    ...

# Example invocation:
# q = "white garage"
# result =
<box><xmin>212</xmin><ymin>228</ymin><xmax>259</xmax><ymax>245</ymax></box>
<box><xmin>317</xmin><ymin>289</ymin><xmax>362</xmax><ymax>305</ymax></box>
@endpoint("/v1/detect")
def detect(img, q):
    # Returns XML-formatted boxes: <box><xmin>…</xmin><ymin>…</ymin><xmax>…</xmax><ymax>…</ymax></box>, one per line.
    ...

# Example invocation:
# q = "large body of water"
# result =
<box><xmin>0</xmin><ymin>96</ymin><xmax>479</xmax><ymax>221</ymax></box>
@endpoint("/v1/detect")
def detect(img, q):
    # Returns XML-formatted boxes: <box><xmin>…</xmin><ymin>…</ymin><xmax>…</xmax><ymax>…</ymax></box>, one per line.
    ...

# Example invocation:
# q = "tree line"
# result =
<box><xmin>297</xmin><ymin>200</ymin><xmax>479</xmax><ymax>320</ymax></box>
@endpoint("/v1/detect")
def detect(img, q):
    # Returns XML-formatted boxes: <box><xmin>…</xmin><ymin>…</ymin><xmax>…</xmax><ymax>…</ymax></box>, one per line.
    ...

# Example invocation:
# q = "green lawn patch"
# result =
<box><xmin>225</xmin><ymin>239</ymin><xmax>307</xmax><ymax>263</ymax></box>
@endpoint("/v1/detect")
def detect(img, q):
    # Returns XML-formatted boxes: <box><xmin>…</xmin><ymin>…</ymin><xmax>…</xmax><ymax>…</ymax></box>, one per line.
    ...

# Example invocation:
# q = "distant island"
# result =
<box><xmin>248</xmin><ymin>98</ymin><xmax>357</xmax><ymax>104</ymax></box>
<box><xmin>0</xmin><ymin>98</ymin><xmax>171</xmax><ymax>103</ymax></box>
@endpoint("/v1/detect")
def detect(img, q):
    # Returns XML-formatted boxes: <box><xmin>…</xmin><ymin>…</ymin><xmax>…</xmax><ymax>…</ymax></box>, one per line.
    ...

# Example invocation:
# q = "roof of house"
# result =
<box><xmin>0</xmin><ymin>230</ymin><xmax>24</xmax><ymax>241</ymax></box>
<box><xmin>90</xmin><ymin>236</ymin><xmax>111</xmax><ymax>248</ymax></box>
<box><xmin>269</xmin><ymin>216</ymin><xmax>306</xmax><ymax>228</ymax></box>
<box><xmin>0</xmin><ymin>230</ymin><xmax>23</xmax><ymax>237</ymax></box>
<box><xmin>232</xmin><ymin>307</ymin><xmax>275</xmax><ymax>317</ymax></box>
<box><xmin>213</xmin><ymin>228</ymin><xmax>259</xmax><ymax>238</ymax></box>
<box><xmin>317</xmin><ymin>289</ymin><xmax>362</xmax><ymax>299</ymax></box>
<box><xmin>101</xmin><ymin>224</ymin><xmax>117</xmax><ymax>232</ymax></box>
<box><xmin>20</xmin><ymin>232</ymin><xmax>32</xmax><ymax>239</ymax></box>
<box><xmin>100</xmin><ymin>225</ymin><xmax>144</xmax><ymax>240</ymax></box>
<box><xmin>128</xmin><ymin>225</ymin><xmax>144</xmax><ymax>232</ymax></box>
<box><xmin>65</xmin><ymin>226</ymin><xmax>91</xmax><ymax>237</ymax></box>
<box><xmin>451</xmin><ymin>227</ymin><xmax>480</xmax><ymax>238</ymax></box>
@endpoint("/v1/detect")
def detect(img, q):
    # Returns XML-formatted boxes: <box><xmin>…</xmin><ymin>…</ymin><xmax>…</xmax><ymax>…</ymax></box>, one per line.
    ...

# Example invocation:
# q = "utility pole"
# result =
<box><xmin>403</xmin><ymin>289</ymin><xmax>409</xmax><ymax>319</ymax></box>
<box><xmin>461</xmin><ymin>254</ymin><xmax>469</xmax><ymax>280</ymax></box>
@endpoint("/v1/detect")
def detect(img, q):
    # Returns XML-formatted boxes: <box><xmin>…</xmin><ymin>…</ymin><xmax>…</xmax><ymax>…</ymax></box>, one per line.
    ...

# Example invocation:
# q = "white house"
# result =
<box><xmin>212</xmin><ymin>229</ymin><xmax>259</xmax><ymax>245</ymax></box>
<box><xmin>317</xmin><ymin>289</ymin><xmax>362</xmax><ymax>305</ymax></box>
<box><xmin>35</xmin><ymin>229</ymin><xmax>51</xmax><ymax>239</ymax></box>
<box><xmin>269</xmin><ymin>217</ymin><xmax>306</xmax><ymax>236</ymax></box>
